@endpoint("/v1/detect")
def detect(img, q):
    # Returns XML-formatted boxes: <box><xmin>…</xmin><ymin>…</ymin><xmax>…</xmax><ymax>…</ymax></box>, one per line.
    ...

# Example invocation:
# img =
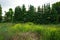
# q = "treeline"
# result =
<box><xmin>0</xmin><ymin>2</ymin><xmax>60</xmax><ymax>24</ymax></box>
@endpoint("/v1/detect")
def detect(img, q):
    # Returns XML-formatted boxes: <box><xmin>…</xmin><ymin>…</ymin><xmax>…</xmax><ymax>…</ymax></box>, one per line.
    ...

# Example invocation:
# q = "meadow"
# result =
<box><xmin>0</xmin><ymin>22</ymin><xmax>60</xmax><ymax>40</ymax></box>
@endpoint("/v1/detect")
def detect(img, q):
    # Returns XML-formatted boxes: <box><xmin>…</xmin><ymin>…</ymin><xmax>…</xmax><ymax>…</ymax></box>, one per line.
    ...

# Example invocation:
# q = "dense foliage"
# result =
<box><xmin>0</xmin><ymin>5</ymin><xmax>2</xmax><ymax>22</ymax></box>
<box><xmin>0</xmin><ymin>2</ymin><xmax>60</xmax><ymax>24</ymax></box>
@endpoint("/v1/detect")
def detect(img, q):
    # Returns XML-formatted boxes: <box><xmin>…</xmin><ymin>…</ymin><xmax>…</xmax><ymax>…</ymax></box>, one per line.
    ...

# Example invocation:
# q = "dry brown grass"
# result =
<box><xmin>10</xmin><ymin>32</ymin><xmax>41</xmax><ymax>40</ymax></box>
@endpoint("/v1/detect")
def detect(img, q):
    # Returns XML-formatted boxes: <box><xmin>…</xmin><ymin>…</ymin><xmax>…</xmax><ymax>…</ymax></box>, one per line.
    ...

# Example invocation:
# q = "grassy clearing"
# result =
<box><xmin>0</xmin><ymin>23</ymin><xmax>60</xmax><ymax>40</ymax></box>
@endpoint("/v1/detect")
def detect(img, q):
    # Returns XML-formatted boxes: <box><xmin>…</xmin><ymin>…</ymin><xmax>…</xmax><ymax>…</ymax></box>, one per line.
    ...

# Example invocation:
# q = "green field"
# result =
<box><xmin>0</xmin><ymin>23</ymin><xmax>60</xmax><ymax>40</ymax></box>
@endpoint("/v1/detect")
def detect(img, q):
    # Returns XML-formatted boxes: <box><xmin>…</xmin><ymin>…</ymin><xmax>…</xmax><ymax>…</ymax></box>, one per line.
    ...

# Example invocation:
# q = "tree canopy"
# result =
<box><xmin>0</xmin><ymin>2</ymin><xmax>60</xmax><ymax>24</ymax></box>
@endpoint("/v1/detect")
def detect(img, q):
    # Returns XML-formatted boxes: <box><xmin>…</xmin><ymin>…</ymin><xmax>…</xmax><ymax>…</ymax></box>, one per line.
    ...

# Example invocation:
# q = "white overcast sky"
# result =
<box><xmin>0</xmin><ymin>0</ymin><xmax>60</xmax><ymax>16</ymax></box>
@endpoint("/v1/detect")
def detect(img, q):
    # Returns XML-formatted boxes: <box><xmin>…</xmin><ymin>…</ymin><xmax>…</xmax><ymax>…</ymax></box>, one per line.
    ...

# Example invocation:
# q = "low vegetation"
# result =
<box><xmin>0</xmin><ymin>23</ymin><xmax>60</xmax><ymax>40</ymax></box>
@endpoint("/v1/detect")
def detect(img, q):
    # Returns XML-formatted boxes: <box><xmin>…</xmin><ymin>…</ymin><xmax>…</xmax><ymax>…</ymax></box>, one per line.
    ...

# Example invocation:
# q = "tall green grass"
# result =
<box><xmin>0</xmin><ymin>23</ymin><xmax>60</xmax><ymax>40</ymax></box>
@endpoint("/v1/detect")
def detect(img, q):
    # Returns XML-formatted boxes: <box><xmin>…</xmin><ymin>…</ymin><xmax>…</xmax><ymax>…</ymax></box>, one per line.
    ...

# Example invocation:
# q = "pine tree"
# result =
<box><xmin>21</xmin><ymin>4</ymin><xmax>26</xmax><ymax>22</ymax></box>
<box><xmin>14</xmin><ymin>6</ymin><xmax>22</xmax><ymax>22</ymax></box>
<box><xmin>0</xmin><ymin>4</ymin><xmax>2</xmax><ymax>22</ymax></box>
<box><xmin>28</xmin><ymin>5</ymin><xmax>36</xmax><ymax>22</ymax></box>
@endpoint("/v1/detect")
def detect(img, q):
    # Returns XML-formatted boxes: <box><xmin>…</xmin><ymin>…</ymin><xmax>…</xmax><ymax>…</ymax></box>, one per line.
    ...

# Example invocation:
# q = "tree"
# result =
<box><xmin>0</xmin><ymin>4</ymin><xmax>2</xmax><ymax>22</ymax></box>
<box><xmin>14</xmin><ymin>6</ymin><xmax>22</xmax><ymax>22</ymax></box>
<box><xmin>42</xmin><ymin>4</ymin><xmax>51</xmax><ymax>24</ymax></box>
<box><xmin>22</xmin><ymin>4</ymin><xmax>26</xmax><ymax>13</ymax></box>
<box><xmin>9</xmin><ymin>8</ymin><xmax>14</xmax><ymax>22</ymax></box>
<box><xmin>37</xmin><ymin>6</ymin><xmax>41</xmax><ymax>12</ymax></box>
<box><xmin>21</xmin><ymin>4</ymin><xmax>26</xmax><ymax>22</ymax></box>
<box><xmin>5</xmin><ymin>8</ymin><xmax>13</xmax><ymax>22</ymax></box>
<box><xmin>52</xmin><ymin>2</ymin><xmax>60</xmax><ymax>23</ymax></box>
<box><xmin>27</xmin><ymin>5</ymin><xmax>36</xmax><ymax>22</ymax></box>
<box><xmin>35</xmin><ymin>6</ymin><xmax>42</xmax><ymax>23</ymax></box>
